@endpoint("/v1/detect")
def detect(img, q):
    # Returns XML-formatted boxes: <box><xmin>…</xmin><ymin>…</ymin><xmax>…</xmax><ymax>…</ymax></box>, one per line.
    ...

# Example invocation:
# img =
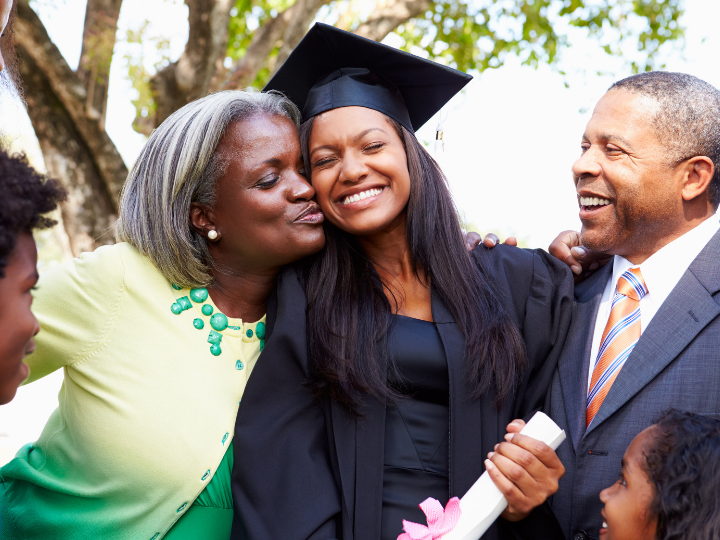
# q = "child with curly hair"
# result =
<box><xmin>599</xmin><ymin>409</ymin><xmax>720</xmax><ymax>540</ymax></box>
<box><xmin>0</xmin><ymin>149</ymin><xmax>65</xmax><ymax>404</ymax></box>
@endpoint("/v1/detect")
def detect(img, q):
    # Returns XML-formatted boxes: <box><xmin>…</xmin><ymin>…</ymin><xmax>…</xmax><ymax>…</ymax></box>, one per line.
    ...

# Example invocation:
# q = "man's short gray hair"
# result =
<box><xmin>115</xmin><ymin>90</ymin><xmax>301</xmax><ymax>287</ymax></box>
<box><xmin>610</xmin><ymin>72</ymin><xmax>720</xmax><ymax>207</ymax></box>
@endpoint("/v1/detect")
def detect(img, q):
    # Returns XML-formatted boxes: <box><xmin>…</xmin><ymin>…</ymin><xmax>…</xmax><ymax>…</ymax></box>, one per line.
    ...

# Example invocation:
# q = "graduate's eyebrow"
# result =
<box><xmin>353</xmin><ymin>127</ymin><xmax>387</xmax><ymax>142</ymax></box>
<box><xmin>309</xmin><ymin>128</ymin><xmax>388</xmax><ymax>158</ymax></box>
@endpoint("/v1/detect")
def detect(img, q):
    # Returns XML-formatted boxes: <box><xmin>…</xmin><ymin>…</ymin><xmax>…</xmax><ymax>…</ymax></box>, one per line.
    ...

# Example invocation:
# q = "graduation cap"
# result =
<box><xmin>264</xmin><ymin>23</ymin><xmax>473</xmax><ymax>133</ymax></box>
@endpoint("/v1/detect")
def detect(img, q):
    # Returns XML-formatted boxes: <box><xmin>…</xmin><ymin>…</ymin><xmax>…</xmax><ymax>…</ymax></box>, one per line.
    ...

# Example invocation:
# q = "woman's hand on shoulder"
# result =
<box><xmin>484</xmin><ymin>418</ymin><xmax>565</xmax><ymax>522</ymax></box>
<box><xmin>548</xmin><ymin>230</ymin><xmax>611</xmax><ymax>283</ymax></box>
<box><xmin>463</xmin><ymin>231</ymin><xmax>518</xmax><ymax>251</ymax></box>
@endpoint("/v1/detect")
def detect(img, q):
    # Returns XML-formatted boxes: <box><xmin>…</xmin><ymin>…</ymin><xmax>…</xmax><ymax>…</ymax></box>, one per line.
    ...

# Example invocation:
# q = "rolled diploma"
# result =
<box><xmin>440</xmin><ymin>411</ymin><xmax>566</xmax><ymax>540</ymax></box>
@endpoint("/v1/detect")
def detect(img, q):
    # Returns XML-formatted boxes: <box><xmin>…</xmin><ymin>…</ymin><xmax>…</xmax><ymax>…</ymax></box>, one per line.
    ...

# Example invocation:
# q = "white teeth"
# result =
<box><xmin>579</xmin><ymin>196</ymin><xmax>610</xmax><ymax>207</ymax></box>
<box><xmin>341</xmin><ymin>187</ymin><xmax>383</xmax><ymax>205</ymax></box>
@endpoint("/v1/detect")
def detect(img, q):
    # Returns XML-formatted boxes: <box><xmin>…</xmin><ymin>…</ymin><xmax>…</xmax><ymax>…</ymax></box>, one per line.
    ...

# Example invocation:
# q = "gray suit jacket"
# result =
<box><xmin>546</xmin><ymin>229</ymin><xmax>720</xmax><ymax>540</ymax></box>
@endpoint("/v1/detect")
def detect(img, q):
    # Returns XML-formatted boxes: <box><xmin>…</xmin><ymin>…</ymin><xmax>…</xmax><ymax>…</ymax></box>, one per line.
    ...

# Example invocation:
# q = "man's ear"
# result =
<box><xmin>190</xmin><ymin>202</ymin><xmax>216</xmax><ymax>237</ymax></box>
<box><xmin>681</xmin><ymin>156</ymin><xmax>714</xmax><ymax>202</ymax></box>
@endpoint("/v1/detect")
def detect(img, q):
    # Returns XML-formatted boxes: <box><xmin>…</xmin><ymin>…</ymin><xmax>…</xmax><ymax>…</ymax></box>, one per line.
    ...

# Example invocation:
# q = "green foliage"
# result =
<box><xmin>393</xmin><ymin>0</ymin><xmax>684</xmax><ymax>74</ymax></box>
<box><xmin>226</xmin><ymin>0</ymin><xmax>296</xmax><ymax>87</ymax></box>
<box><xmin>123</xmin><ymin>21</ymin><xmax>172</xmax><ymax>136</ymax></box>
<box><xmin>224</xmin><ymin>0</ymin><xmax>684</xmax><ymax>89</ymax></box>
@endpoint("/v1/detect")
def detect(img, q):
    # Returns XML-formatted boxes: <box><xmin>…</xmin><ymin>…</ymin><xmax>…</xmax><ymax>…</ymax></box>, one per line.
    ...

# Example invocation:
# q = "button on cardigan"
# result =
<box><xmin>0</xmin><ymin>243</ymin><xmax>263</xmax><ymax>540</ymax></box>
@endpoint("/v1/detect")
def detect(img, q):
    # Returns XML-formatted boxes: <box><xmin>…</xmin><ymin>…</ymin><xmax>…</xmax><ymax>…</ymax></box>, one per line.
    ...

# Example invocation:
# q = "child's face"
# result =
<box><xmin>0</xmin><ymin>233</ymin><xmax>40</xmax><ymax>404</ymax></box>
<box><xmin>599</xmin><ymin>427</ymin><xmax>658</xmax><ymax>540</ymax></box>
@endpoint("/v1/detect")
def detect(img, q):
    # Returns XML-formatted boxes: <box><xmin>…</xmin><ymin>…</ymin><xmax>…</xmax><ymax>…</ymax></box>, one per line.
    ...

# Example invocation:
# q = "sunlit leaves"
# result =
<box><xmin>123</xmin><ymin>21</ymin><xmax>172</xmax><ymax>136</ymax></box>
<box><xmin>392</xmin><ymin>0</ymin><xmax>683</xmax><ymax>74</ymax></box>
<box><xmin>224</xmin><ymin>0</ymin><xmax>683</xmax><ymax>89</ymax></box>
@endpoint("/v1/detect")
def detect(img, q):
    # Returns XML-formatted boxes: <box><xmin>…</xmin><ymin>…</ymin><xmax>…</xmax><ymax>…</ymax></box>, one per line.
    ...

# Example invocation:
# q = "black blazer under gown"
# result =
<box><xmin>230</xmin><ymin>244</ymin><xmax>574</xmax><ymax>540</ymax></box>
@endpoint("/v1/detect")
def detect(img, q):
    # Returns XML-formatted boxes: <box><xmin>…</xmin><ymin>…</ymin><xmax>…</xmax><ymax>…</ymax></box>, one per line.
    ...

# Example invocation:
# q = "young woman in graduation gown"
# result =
<box><xmin>231</xmin><ymin>24</ymin><xmax>573</xmax><ymax>540</ymax></box>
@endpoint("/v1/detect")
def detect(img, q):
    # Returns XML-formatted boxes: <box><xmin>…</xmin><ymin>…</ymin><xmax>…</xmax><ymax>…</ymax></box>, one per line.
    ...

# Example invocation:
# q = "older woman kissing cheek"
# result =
<box><xmin>0</xmin><ymin>90</ymin><xmax>324</xmax><ymax>540</ymax></box>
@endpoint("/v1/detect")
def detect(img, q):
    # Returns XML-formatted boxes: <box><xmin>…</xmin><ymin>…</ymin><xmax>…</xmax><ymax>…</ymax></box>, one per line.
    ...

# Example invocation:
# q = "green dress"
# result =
<box><xmin>164</xmin><ymin>442</ymin><xmax>234</xmax><ymax>539</ymax></box>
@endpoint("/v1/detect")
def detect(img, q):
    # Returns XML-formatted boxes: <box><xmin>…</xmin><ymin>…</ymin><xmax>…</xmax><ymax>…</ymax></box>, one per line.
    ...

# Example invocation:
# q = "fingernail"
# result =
<box><xmin>485</xmin><ymin>459</ymin><xmax>494</xmax><ymax>471</ymax></box>
<box><xmin>490</xmin><ymin>238</ymin><xmax>497</xmax><ymax>246</ymax></box>
<box><xmin>504</xmin><ymin>433</ymin><xmax>515</xmax><ymax>442</ymax></box>
<box><xmin>571</xmin><ymin>247</ymin><xmax>587</xmax><ymax>258</ymax></box>
<box><xmin>488</xmin><ymin>451</ymin><xmax>495</xmax><ymax>459</ymax></box>
<box><xmin>571</xmin><ymin>265</ymin><xmax>582</xmax><ymax>275</ymax></box>
<box><xmin>494</xmin><ymin>444</ymin><xmax>499</xmax><ymax>451</ymax></box>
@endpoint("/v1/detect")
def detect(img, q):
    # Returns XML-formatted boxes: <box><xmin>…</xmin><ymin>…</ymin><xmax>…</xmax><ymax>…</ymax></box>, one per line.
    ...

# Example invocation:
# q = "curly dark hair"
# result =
<box><xmin>0</xmin><ymin>149</ymin><xmax>66</xmax><ymax>277</ymax></box>
<box><xmin>643</xmin><ymin>409</ymin><xmax>720</xmax><ymax>540</ymax></box>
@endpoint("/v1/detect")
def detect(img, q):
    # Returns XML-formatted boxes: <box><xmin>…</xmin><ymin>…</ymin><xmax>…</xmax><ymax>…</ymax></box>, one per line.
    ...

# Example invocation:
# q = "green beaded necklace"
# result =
<box><xmin>170</xmin><ymin>284</ymin><xmax>266</xmax><ymax>356</ymax></box>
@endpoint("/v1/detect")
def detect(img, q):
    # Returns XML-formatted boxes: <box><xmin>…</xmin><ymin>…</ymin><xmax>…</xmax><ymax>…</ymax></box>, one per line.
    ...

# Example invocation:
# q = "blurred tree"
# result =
<box><xmin>16</xmin><ymin>0</ymin><xmax>684</xmax><ymax>253</ymax></box>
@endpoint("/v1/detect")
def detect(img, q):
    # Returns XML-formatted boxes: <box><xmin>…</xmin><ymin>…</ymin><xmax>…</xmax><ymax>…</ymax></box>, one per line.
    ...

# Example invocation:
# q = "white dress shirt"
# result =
<box><xmin>587</xmin><ymin>213</ymin><xmax>720</xmax><ymax>389</ymax></box>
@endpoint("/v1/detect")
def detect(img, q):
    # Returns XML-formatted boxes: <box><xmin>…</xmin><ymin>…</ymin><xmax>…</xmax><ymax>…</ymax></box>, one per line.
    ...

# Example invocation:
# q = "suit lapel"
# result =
<box><xmin>558</xmin><ymin>264</ymin><xmax>612</xmax><ymax>451</ymax></box>
<box><xmin>586</xmin><ymin>231</ymin><xmax>720</xmax><ymax>435</ymax></box>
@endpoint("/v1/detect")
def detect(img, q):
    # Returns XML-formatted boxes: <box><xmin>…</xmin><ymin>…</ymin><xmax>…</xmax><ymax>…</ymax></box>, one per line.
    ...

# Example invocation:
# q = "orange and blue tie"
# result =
<box><xmin>586</xmin><ymin>268</ymin><xmax>648</xmax><ymax>428</ymax></box>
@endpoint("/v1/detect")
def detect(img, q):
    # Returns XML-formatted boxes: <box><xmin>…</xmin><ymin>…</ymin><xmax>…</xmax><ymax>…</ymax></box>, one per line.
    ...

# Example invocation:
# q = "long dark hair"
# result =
<box><xmin>643</xmin><ymin>409</ymin><xmax>720</xmax><ymax>540</ymax></box>
<box><xmin>300</xmin><ymin>114</ymin><xmax>526</xmax><ymax>413</ymax></box>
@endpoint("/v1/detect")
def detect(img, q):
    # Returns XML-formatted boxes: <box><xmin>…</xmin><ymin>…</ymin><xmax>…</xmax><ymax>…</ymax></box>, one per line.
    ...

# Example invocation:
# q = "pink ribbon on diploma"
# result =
<box><xmin>397</xmin><ymin>497</ymin><xmax>461</xmax><ymax>540</ymax></box>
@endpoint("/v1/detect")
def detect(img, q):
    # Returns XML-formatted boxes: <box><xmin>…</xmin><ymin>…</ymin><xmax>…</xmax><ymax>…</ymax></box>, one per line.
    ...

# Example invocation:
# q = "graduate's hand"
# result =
<box><xmin>463</xmin><ymin>231</ymin><xmax>518</xmax><ymax>251</ymax></box>
<box><xmin>485</xmin><ymin>428</ymin><xmax>565</xmax><ymax>522</ymax></box>
<box><xmin>548</xmin><ymin>230</ymin><xmax>611</xmax><ymax>283</ymax></box>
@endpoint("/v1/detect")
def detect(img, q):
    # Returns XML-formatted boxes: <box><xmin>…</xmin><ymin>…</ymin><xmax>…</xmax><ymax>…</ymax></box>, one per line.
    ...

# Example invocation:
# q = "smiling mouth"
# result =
<box><xmin>340</xmin><ymin>187</ymin><xmax>385</xmax><ymax>205</ymax></box>
<box><xmin>579</xmin><ymin>196</ymin><xmax>611</xmax><ymax>212</ymax></box>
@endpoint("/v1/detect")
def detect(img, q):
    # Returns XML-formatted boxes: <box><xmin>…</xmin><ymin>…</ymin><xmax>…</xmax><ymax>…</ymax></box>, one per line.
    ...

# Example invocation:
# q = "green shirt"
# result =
<box><xmin>0</xmin><ymin>244</ymin><xmax>262</xmax><ymax>539</ymax></box>
<box><xmin>164</xmin><ymin>441</ymin><xmax>234</xmax><ymax>540</ymax></box>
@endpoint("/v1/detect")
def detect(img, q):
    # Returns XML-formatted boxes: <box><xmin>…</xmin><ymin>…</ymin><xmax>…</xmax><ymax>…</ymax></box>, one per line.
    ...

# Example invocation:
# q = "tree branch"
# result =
<box><xmin>18</xmin><ymin>48</ymin><xmax>119</xmax><ymax>254</ymax></box>
<box><xmin>16</xmin><ymin>0</ymin><xmax>127</xmax><ymax>200</ymax></box>
<box><xmin>353</xmin><ymin>0</ymin><xmax>432</xmax><ymax>42</ymax></box>
<box><xmin>220</xmin><ymin>0</ymin><xmax>332</xmax><ymax>90</ymax></box>
<box><xmin>150</xmin><ymin>0</ymin><xmax>234</xmax><ymax>127</ymax></box>
<box><xmin>16</xmin><ymin>0</ymin><xmax>126</xmax><ymax>254</ymax></box>
<box><xmin>76</xmin><ymin>0</ymin><xmax>123</xmax><ymax>131</ymax></box>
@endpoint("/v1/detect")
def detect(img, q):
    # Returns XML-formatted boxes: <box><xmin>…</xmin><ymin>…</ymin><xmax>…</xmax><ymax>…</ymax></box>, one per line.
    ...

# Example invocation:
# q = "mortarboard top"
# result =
<box><xmin>263</xmin><ymin>23</ymin><xmax>473</xmax><ymax>133</ymax></box>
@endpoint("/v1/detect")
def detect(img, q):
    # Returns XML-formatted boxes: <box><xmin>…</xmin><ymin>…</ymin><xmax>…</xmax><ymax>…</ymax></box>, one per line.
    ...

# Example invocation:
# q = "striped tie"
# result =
<box><xmin>586</xmin><ymin>268</ymin><xmax>648</xmax><ymax>428</ymax></box>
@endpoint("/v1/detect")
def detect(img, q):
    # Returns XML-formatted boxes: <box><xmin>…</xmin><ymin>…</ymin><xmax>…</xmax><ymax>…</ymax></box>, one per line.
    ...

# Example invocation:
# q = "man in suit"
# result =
<box><xmin>545</xmin><ymin>71</ymin><xmax>720</xmax><ymax>540</ymax></box>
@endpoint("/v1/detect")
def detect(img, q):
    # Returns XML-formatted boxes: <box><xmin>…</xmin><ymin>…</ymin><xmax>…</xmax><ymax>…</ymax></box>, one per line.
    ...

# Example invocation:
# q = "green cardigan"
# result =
<box><xmin>0</xmin><ymin>243</ymin><xmax>263</xmax><ymax>539</ymax></box>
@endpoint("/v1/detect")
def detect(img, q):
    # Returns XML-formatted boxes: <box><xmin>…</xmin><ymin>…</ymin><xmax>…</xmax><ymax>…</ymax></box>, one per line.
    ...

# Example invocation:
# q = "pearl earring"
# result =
<box><xmin>207</xmin><ymin>230</ymin><xmax>218</xmax><ymax>240</ymax></box>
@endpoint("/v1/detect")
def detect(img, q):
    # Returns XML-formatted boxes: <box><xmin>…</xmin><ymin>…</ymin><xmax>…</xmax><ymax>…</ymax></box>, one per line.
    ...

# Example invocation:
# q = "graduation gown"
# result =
<box><xmin>230</xmin><ymin>244</ymin><xmax>573</xmax><ymax>540</ymax></box>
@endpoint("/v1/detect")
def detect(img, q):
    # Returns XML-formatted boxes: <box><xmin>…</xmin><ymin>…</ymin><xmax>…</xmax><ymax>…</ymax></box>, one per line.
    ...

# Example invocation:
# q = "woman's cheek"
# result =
<box><xmin>312</xmin><ymin>177</ymin><xmax>334</xmax><ymax>211</ymax></box>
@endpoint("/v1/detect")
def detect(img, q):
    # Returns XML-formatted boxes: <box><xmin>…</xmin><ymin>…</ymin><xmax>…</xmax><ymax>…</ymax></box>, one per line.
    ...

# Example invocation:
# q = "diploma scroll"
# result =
<box><xmin>440</xmin><ymin>412</ymin><xmax>566</xmax><ymax>540</ymax></box>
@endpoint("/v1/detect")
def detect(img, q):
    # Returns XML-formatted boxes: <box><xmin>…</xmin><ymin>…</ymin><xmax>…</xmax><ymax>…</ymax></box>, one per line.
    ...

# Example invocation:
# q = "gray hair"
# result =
<box><xmin>610</xmin><ymin>72</ymin><xmax>720</xmax><ymax>207</ymax></box>
<box><xmin>115</xmin><ymin>90</ymin><xmax>301</xmax><ymax>287</ymax></box>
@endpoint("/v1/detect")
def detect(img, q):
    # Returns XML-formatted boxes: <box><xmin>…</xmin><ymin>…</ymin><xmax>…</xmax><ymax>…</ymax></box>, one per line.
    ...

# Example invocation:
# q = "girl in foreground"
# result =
<box><xmin>0</xmin><ymin>150</ymin><xmax>65</xmax><ymax>405</ymax></box>
<box><xmin>599</xmin><ymin>409</ymin><xmax>720</xmax><ymax>540</ymax></box>
<box><xmin>232</xmin><ymin>24</ymin><xmax>573</xmax><ymax>540</ymax></box>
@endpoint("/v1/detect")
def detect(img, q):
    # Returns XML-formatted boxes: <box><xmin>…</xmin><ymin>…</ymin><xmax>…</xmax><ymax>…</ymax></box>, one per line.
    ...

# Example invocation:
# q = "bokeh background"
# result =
<box><xmin>1</xmin><ymin>0</ymin><xmax>718</xmax><ymax>463</ymax></box>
